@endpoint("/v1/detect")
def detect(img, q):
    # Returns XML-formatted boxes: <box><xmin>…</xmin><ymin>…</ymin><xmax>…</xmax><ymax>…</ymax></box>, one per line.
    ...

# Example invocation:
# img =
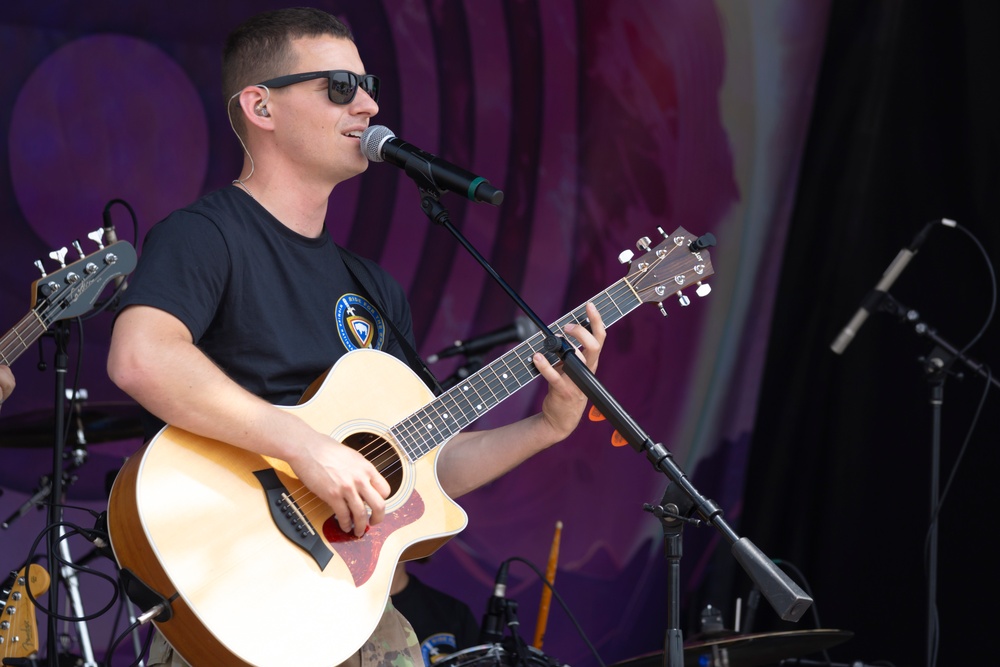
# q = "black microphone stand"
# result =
<box><xmin>643</xmin><ymin>486</ymin><xmax>702</xmax><ymax>667</ymax></box>
<box><xmin>874</xmin><ymin>293</ymin><xmax>998</xmax><ymax>667</ymax></box>
<box><xmin>410</xmin><ymin>182</ymin><xmax>813</xmax><ymax>667</ymax></box>
<box><xmin>46</xmin><ymin>320</ymin><xmax>71</xmax><ymax>667</ymax></box>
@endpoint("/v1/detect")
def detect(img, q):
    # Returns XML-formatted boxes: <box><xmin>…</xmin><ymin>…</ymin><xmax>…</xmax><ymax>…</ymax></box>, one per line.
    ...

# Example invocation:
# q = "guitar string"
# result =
<box><xmin>0</xmin><ymin>315</ymin><xmax>48</xmax><ymax>365</ymax></box>
<box><xmin>275</xmin><ymin>244</ymin><xmax>707</xmax><ymax>526</ymax></box>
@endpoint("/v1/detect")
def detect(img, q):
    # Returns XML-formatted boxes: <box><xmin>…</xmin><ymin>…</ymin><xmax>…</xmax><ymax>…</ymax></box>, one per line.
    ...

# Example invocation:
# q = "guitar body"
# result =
<box><xmin>108</xmin><ymin>349</ymin><xmax>468</xmax><ymax>667</ymax></box>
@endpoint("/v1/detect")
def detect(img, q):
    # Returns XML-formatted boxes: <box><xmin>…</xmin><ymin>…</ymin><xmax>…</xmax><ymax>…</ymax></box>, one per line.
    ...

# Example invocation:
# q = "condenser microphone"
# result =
<box><xmin>360</xmin><ymin>125</ymin><xmax>504</xmax><ymax>205</ymax></box>
<box><xmin>479</xmin><ymin>560</ymin><xmax>510</xmax><ymax>645</ymax></box>
<box><xmin>102</xmin><ymin>199</ymin><xmax>129</xmax><ymax>296</ymax></box>
<box><xmin>830</xmin><ymin>218</ymin><xmax>955</xmax><ymax>355</ymax></box>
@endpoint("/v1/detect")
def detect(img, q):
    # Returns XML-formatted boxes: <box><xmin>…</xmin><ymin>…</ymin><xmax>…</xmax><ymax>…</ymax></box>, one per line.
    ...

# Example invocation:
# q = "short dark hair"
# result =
<box><xmin>222</xmin><ymin>7</ymin><xmax>354</xmax><ymax>127</ymax></box>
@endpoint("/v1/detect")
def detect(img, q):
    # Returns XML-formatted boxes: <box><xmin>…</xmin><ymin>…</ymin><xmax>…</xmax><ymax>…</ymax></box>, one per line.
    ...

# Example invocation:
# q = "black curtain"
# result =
<box><xmin>740</xmin><ymin>2</ymin><xmax>999</xmax><ymax>666</ymax></box>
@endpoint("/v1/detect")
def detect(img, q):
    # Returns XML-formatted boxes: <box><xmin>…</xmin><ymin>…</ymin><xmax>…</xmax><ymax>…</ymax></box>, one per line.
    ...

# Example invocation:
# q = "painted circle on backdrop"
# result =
<box><xmin>9</xmin><ymin>35</ymin><xmax>207</xmax><ymax>250</ymax></box>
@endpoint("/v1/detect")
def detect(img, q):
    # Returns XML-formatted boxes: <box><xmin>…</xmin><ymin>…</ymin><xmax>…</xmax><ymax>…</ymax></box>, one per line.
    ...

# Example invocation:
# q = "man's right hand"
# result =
<box><xmin>287</xmin><ymin>434</ymin><xmax>391</xmax><ymax>537</ymax></box>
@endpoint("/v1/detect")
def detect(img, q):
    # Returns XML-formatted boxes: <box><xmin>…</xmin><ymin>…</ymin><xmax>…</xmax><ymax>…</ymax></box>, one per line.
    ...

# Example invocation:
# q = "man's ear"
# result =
<box><xmin>237</xmin><ymin>85</ymin><xmax>272</xmax><ymax>128</ymax></box>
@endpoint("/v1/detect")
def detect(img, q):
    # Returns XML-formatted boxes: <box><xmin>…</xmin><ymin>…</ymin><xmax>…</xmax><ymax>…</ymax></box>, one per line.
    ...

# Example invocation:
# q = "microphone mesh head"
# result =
<box><xmin>360</xmin><ymin>125</ymin><xmax>395</xmax><ymax>162</ymax></box>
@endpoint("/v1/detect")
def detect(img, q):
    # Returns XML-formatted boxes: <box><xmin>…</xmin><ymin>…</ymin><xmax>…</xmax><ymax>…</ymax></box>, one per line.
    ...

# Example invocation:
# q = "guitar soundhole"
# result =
<box><xmin>342</xmin><ymin>432</ymin><xmax>404</xmax><ymax>496</ymax></box>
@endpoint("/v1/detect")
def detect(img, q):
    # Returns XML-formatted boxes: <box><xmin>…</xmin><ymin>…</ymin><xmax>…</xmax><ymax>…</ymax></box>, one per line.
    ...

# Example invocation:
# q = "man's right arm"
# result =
<box><xmin>107</xmin><ymin>305</ymin><xmax>389</xmax><ymax>535</ymax></box>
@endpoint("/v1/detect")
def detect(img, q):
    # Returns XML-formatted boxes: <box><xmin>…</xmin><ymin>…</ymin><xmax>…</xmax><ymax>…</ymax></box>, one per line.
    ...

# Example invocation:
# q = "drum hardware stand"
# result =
<box><xmin>0</xmin><ymin>449</ymin><xmax>99</xmax><ymax>667</ymax></box>
<box><xmin>409</xmin><ymin>176</ymin><xmax>811</xmax><ymax>667</ymax></box>
<box><xmin>16</xmin><ymin>322</ymin><xmax>100</xmax><ymax>667</ymax></box>
<box><xmin>643</xmin><ymin>487</ymin><xmax>707</xmax><ymax>667</ymax></box>
<box><xmin>873</xmin><ymin>293</ymin><xmax>999</xmax><ymax>667</ymax></box>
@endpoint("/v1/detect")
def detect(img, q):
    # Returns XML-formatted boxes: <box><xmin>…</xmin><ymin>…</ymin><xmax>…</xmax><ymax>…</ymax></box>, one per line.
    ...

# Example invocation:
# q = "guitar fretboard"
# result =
<box><xmin>0</xmin><ymin>311</ymin><xmax>47</xmax><ymax>366</ymax></box>
<box><xmin>391</xmin><ymin>278</ymin><xmax>641</xmax><ymax>460</ymax></box>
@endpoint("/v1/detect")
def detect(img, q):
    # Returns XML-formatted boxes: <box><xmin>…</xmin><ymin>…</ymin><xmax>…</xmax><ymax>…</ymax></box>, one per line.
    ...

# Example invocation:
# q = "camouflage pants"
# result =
<box><xmin>147</xmin><ymin>600</ymin><xmax>422</xmax><ymax>667</ymax></box>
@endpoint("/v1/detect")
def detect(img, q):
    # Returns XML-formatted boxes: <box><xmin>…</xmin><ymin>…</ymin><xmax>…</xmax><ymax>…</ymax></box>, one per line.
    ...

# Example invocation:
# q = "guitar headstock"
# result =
<box><xmin>1</xmin><ymin>564</ymin><xmax>50</xmax><ymax>658</ymax></box>
<box><xmin>621</xmin><ymin>226</ymin><xmax>715</xmax><ymax>315</ymax></box>
<box><xmin>29</xmin><ymin>240</ymin><xmax>137</xmax><ymax>320</ymax></box>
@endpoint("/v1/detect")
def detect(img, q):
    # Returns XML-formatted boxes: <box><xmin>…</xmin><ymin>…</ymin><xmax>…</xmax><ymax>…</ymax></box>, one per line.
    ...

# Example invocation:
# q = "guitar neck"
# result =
<box><xmin>0</xmin><ymin>310</ymin><xmax>47</xmax><ymax>367</ymax></box>
<box><xmin>393</xmin><ymin>277</ymin><xmax>641</xmax><ymax>459</ymax></box>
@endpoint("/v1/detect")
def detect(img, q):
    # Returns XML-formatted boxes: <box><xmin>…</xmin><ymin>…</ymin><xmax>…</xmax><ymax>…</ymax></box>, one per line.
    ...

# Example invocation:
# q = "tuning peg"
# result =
<box><xmin>657</xmin><ymin>226</ymin><xmax>668</xmax><ymax>239</ymax></box>
<box><xmin>677</xmin><ymin>293</ymin><xmax>691</xmax><ymax>307</ymax></box>
<box><xmin>87</xmin><ymin>229</ymin><xmax>106</xmax><ymax>249</ymax></box>
<box><xmin>34</xmin><ymin>259</ymin><xmax>47</xmax><ymax>278</ymax></box>
<box><xmin>696</xmin><ymin>282</ymin><xmax>712</xmax><ymax>297</ymax></box>
<box><xmin>72</xmin><ymin>240</ymin><xmax>85</xmax><ymax>258</ymax></box>
<box><xmin>49</xmin><ymin>247</ymin><xmax>68</xmax><ymax>268</ymax></box>
<box><xmin>618</xmin><ymin>249</ymin><xmax>634</xmax><ymax>265</ymax></box>
<box><xmin>657</xmin><ymin>302</ymin><xmax>668</xmax><ymax>317</ymax></box>
<box><xmin>636</xmin><ymin>236</ymin><xmax>652</xmax><ymax>252</ymax></box>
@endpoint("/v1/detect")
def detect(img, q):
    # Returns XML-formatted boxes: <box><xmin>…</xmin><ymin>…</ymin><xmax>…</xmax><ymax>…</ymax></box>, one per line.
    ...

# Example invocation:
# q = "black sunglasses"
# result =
<box><xmin>256</xmin><ymin>70</ymin><xmax>380</xmax><ymax>105</ymax></box>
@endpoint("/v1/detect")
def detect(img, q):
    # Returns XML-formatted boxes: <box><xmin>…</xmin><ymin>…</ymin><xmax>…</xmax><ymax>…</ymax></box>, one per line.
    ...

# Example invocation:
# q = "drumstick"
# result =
<box><xmin>533</xmin><ymin>520</ymin><xmax>563</xmax><ymax>649</ymax></box>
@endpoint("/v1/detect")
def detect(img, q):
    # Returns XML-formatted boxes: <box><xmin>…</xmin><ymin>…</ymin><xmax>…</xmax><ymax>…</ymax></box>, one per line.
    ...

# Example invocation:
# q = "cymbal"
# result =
<box><xmin>611</xmin><ymin>629</ymin><xmax>853</xmax><ymax>667</ymax></box>
<box><xmin>0</xmin><ymin>401</ymin><xmax>144</xmax><ymax>448</ymax></box>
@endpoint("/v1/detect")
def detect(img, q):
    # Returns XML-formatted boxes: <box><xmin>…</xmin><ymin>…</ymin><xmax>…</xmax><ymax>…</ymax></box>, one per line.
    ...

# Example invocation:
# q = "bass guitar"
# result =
<box><xmin>0</xmin><ymin>239</ymin><xmax>136</xmax><ymax>367</ymax></box>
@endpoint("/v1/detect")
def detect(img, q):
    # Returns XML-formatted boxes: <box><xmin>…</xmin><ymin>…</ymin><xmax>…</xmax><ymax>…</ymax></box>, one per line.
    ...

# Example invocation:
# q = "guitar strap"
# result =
<box><xmin>337</xmin><ymin>246</ymin><xmax>443</xmax><ymax>396</ymax></box>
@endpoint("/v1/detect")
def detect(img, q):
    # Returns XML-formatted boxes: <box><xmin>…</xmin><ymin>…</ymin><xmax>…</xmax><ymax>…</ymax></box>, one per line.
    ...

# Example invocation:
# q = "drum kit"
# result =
<box><xmin>439</xmin><ymin>629</ymin><xmax>853</xmax><ymax>667</ymax></box>
<box><xmin>0</xmin><ymin>398</ymin><xmax>144</xmax><ymax>508</ymax></box>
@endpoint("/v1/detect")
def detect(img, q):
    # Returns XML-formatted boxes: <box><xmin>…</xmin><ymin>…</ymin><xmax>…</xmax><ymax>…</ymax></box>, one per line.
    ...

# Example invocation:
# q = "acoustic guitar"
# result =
<box><xmin>108</xmin><ymin>228</ymin><xmax>715</xmax><ymax>666</ymax></box>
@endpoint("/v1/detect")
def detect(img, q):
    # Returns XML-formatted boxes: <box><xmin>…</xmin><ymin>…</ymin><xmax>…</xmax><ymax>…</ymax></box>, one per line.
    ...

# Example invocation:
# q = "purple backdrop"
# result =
<box><xmin>0</xmin><ymin>2</ymin><xmax>829</xmax><ymax>665</ymax></box>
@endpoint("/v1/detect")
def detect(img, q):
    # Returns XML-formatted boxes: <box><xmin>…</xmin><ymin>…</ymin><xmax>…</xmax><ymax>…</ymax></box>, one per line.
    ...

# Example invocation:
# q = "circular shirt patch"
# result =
<box><xmin>335</xmin><ymin>293</ymin><xmax>386</xmax><ymax>351</ymax></box>
<box><xmin>421</xmin><ymin>632</ymin><xmax>460</xmax><ymax>665</ymax></box>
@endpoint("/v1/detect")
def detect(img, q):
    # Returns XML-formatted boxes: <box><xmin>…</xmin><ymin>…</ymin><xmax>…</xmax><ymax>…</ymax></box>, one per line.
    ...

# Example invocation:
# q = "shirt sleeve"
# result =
<box><xmin>116</xmin><ymin>210</ymin><xmax>231</xmax><ymax>343</ymax></box>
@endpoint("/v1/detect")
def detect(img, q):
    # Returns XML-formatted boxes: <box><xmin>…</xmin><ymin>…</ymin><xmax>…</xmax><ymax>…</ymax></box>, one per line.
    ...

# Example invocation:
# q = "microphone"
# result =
<box><xmin>479</xmin><ymin>560</ymin><xmax>510</xmax><ymax>645</ymax></box>
<box><xmin>102</xmin><ymin>202</ymin><xmax>119</xmax><ymax>246</ymax></box>
<box><xmin>360</xmin><ymin>125</ymin><xmax>504</xmax><ymax>205</ymax></box>
<box><xmin>830</xmin><ymin>218</ymin><xmax>956</xmax><ymax>354</ymax></box>
<box><xmin>427</xmin><ymin>316</ymin><xmax>539</xmax><ymax>364</ymax></box>
<box><xmin>102</xmin><ymin>200</ymin><xmax>128</xmax><ymax>294</ymax></box>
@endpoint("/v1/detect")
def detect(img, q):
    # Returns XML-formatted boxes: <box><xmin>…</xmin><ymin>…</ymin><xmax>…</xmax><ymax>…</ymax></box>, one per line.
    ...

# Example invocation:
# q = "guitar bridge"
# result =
<box><xmin>253</xmin><ymin>469</ymin><xmax>333</xmax><ymax>571</ymax></box>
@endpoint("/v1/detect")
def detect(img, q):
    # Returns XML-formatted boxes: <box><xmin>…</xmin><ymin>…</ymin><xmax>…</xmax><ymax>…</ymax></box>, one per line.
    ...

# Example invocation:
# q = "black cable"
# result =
<box><xmin>22</xmin><ymin>519</ymin><xmax>120</xmax><ymax>622</ymax></box>
<box><xmin>953</xmin><ymin>223</ymin><xmax>996</xmax><ymax>355</ymax></box>
<box><xmin>921</xmin><ymin>223</ymin><xmax>996</xmax><ymax>667</ymax></box>
<box><xmin>771</xmin><ymin>559</ymin><xmax>830</xmax><ymax>664</ymax></box>
<box><xmin>103</xmin><ymin>619</ymin><xmax>154</xmax><ymax>667</ymax></box>
<box><xmin>86</xmin><ymin>197</ymin><xmax>139</xmax><ymax>318</ymax></box>
<box><xmin>505</xmin><ymin>556</ymin><xmax>607</xmax><ymax>667</ymax></box>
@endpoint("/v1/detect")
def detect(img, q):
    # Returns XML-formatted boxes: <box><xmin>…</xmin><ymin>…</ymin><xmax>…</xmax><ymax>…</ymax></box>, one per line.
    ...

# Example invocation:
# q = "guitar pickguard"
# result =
<box><xmin>322</xmin><ymin>490</ymin><xmax>425</xmax><ymax>587</ymax></box>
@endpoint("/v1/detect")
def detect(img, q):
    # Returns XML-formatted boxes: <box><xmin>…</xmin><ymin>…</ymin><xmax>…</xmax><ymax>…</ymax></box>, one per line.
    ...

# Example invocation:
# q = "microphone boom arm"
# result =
<box><xmin>410</xmin><ymin>182</ymin><xmax>813</xmax><ymax>664</ymax></box>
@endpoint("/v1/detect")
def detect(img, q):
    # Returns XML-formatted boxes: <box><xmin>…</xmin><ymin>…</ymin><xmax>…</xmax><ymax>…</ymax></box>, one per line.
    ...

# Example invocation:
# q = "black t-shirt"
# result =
<box><xmin>392</xmin><ymin>574</ymin><xmax>482</xmax><ymax>665</ymax></box>
<box><xmin>118</xmin><ymin>186</ymin><xmax>415</xmax><ymax>440</ymax></box>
